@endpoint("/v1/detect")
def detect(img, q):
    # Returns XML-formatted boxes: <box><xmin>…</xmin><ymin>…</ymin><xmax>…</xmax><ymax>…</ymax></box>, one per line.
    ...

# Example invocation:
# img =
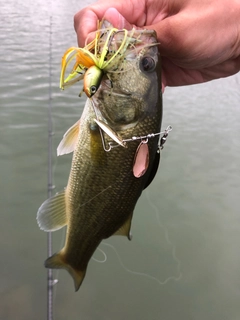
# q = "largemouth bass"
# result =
<box><xmin>37</xmin><ymin>22</ymin><xmax>162</xmax><ymax>291</ymax></box>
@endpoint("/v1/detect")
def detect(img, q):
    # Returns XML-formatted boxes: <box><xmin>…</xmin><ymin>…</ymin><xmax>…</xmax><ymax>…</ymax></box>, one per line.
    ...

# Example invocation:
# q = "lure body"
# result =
<box><xmin>83</xmin><ymin>66</ymin><xmax>103</xmax><ymax>97</ymax></box>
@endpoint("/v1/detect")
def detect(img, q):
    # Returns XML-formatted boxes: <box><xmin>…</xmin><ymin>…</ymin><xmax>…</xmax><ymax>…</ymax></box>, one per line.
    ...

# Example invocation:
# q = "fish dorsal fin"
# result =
<box><xmin>57</xmin><ymin>119</ymin><xmax>80</xmax><ymax>156</ymax></box>
<box><xmin>114</xmin><ymin>213</ymin><xmax>133</xmax><ymax>240</ymax></box>
<box><xmin>37</xmin><ymin>190</ymin><xmax>67</xmax><ymax>231</ymax></box>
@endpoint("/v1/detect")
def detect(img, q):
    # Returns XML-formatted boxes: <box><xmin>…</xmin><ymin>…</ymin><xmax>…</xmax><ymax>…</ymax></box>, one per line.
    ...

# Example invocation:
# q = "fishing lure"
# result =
<box><xmin>60</xmin><ymin>21</ymin><xmax>146</xmax><ymax>96</ymax></box>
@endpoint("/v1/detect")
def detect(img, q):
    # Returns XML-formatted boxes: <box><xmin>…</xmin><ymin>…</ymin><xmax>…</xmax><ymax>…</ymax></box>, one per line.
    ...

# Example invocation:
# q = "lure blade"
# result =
<box><xmin>133</xmin><ymin>140</ymin><xmax>149</xmax><ymax>178</ymax></box>
<box><xmin>94</xmin><ymin>119</ymin><xmax>126</xmax><ymax>148</ymax></box>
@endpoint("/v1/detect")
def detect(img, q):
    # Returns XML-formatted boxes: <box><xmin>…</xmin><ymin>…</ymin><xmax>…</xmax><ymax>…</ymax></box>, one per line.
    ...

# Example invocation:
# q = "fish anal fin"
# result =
<box><xmin>114</xmin><ymin>213</ymin><xmax>133</xmax><ymax>240</ymax></box>
<box><xmin>45</xmin><ymin>252</ymin><xmax>86</xmax><ymax>292</ymax></box>
<box><xmin>57</xmin><ymin>119</ymin><xmax>80</xmax><ymax>156</ymax></box>
<box><xmin>37</xmin><ymin>190</ymin><xmax>67</xmax><ymax>231</ymax></box>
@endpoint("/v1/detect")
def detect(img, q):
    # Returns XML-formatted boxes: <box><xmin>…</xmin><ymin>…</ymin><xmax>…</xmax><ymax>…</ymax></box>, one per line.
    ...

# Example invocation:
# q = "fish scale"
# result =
<box><xmin>37</xmin><ymin>25</ymin><xmax>162</xmax><ymax>291</ymax></box>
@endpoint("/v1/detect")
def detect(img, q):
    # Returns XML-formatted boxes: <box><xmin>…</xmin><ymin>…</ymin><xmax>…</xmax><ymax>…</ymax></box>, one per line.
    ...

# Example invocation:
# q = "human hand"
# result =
<box><xmin>74</xmin><ymin>0</ymin><xmax>240</xmax><ymax>89</ymax></box>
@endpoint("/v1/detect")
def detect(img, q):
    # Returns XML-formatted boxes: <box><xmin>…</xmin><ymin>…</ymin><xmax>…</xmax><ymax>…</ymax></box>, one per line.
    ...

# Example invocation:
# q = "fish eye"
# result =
<box><xmin>140</xmin><ymin>56</ymin><xmax>156</xmax><ymax>72</ymax></box>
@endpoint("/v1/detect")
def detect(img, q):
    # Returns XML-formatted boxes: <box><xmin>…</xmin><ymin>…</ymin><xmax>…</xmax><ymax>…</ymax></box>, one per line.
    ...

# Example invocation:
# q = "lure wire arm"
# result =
<box><xmin>97</xmin><ymin>119</ymin><xmax>172</xmax><ymax>152</ymax></box>
<box><xmin>123</xmin><ymin>125</ymin><xmax>173</xmax><ymax>144</ymax></box>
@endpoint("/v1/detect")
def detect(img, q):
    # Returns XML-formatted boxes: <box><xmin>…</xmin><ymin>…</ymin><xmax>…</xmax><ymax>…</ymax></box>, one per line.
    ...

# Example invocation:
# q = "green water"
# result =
<box><xmin>1</xmin><ymin>1</ymin><xmax>240</xmax><ymax>319</ymax></box>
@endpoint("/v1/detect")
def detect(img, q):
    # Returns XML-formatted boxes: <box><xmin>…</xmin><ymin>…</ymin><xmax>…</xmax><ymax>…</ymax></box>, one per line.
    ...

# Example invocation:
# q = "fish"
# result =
<box><xmin>37</xmin><ymin>21</ymin><xmax>162</xmax><ymax>291</ymax></box>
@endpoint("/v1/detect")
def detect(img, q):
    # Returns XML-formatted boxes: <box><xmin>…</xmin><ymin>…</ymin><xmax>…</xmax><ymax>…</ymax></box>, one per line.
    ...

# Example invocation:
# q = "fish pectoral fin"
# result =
<box><xmin>37</xmin><ymin>190</ymin><xmax>67</xmax><ymax>231</ymax></box>
<box><xmin>57</xmin><ymin>119</ymin><xmax>80</xmax><ymax>156</ymax></box>
<box><xmin>113</xmin><ymin>213</ymin><xmax>133</xmax><ymax>240</ymax></box>
<box><xmin>45</xmin><ymin>252</ymin><xmax>86</xmax><ymax>292</ymax></box>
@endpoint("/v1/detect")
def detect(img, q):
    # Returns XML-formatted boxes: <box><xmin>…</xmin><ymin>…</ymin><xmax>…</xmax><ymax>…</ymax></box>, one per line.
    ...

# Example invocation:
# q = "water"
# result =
<box><xmin>1</xmin><ymin>1</ymin><xmax>240</xmax><ymax>319</ymax></box>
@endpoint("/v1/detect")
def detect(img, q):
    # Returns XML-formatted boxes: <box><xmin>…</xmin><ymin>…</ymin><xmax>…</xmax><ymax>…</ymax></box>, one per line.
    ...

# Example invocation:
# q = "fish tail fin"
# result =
<box><xmin>44</xmin><ymin>252</ymin><xmax>86</xmax><ymax>291</ymax></box>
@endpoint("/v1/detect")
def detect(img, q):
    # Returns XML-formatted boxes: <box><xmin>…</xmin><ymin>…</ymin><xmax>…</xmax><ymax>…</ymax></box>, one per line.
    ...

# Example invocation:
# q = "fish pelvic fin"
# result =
<box><xmin>45</xmin><ymin>252</ymin><xmax>86</xmax><ymax>292</ymax></box>
<box><xmin>37</xmin><ymin>190</ymin><xmax>67</xmax><ymax>231</ymax></box>
<box><xmin>57</xmin><ymin>119</ymin><xmax>80</xmax><ymax>156</ymax></box>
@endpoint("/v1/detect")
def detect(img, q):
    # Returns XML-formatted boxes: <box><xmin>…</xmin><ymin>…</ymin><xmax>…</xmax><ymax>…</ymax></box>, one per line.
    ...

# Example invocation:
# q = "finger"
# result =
<box><xmin>102</xmin><ymin>8</ymin><xmax>134</xmax><ymax>30</ymax></box>
<box><xmin>161</xmin><ymin>57</ymin><xmax>205</xmax><ymax>87</ymax></box>
<box><xmin>74</xmin><ymin>1</ymin><xmax>147</xmax><ymax>47</ymax></box>
<box><xmin>199</xmin><ymin>56</ymin><xmax>240</xmax><ymax>81</ymax></box>
<box><xmin>161</xmin><ymin>55</ymin><xmax>240</xmax><ymax>87</ymax></box>
<box><xmin>74</xmin><ymin>9</ymin><xmax>99</xmax><ymax>47</ymax></box>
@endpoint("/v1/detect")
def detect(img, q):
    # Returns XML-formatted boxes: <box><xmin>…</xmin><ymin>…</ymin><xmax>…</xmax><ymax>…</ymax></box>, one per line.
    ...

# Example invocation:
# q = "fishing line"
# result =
<box><xmin>91</xmin><ymin>161</ymin><xmax>182</xmax><ymax>285</ymax></box>
<box><xmin>100</xmin><ymin>241</ymin><xmax>181</xmax><ymax>286</ymax></box>
<box><xmin>79</xmin><ymin>185</ymin><xmax>112</xmax><ymax>208</ymax></box>
<box><xmin>92</xmin><ymin>247</ymin><xmax>108</xmax><ymax>263</ymax></box>
<box><xmin>145</xmin><ymin>188</ymin><xmax>183</xmax><ymax>282</ymax></box>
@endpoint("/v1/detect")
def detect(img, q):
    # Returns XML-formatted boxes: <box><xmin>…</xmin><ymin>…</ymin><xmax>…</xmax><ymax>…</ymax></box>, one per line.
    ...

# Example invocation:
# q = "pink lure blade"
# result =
<box><xmin>133</xmin><ymin>140</ymin><xmax>149</xmax><ymax>178</ymax></box>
